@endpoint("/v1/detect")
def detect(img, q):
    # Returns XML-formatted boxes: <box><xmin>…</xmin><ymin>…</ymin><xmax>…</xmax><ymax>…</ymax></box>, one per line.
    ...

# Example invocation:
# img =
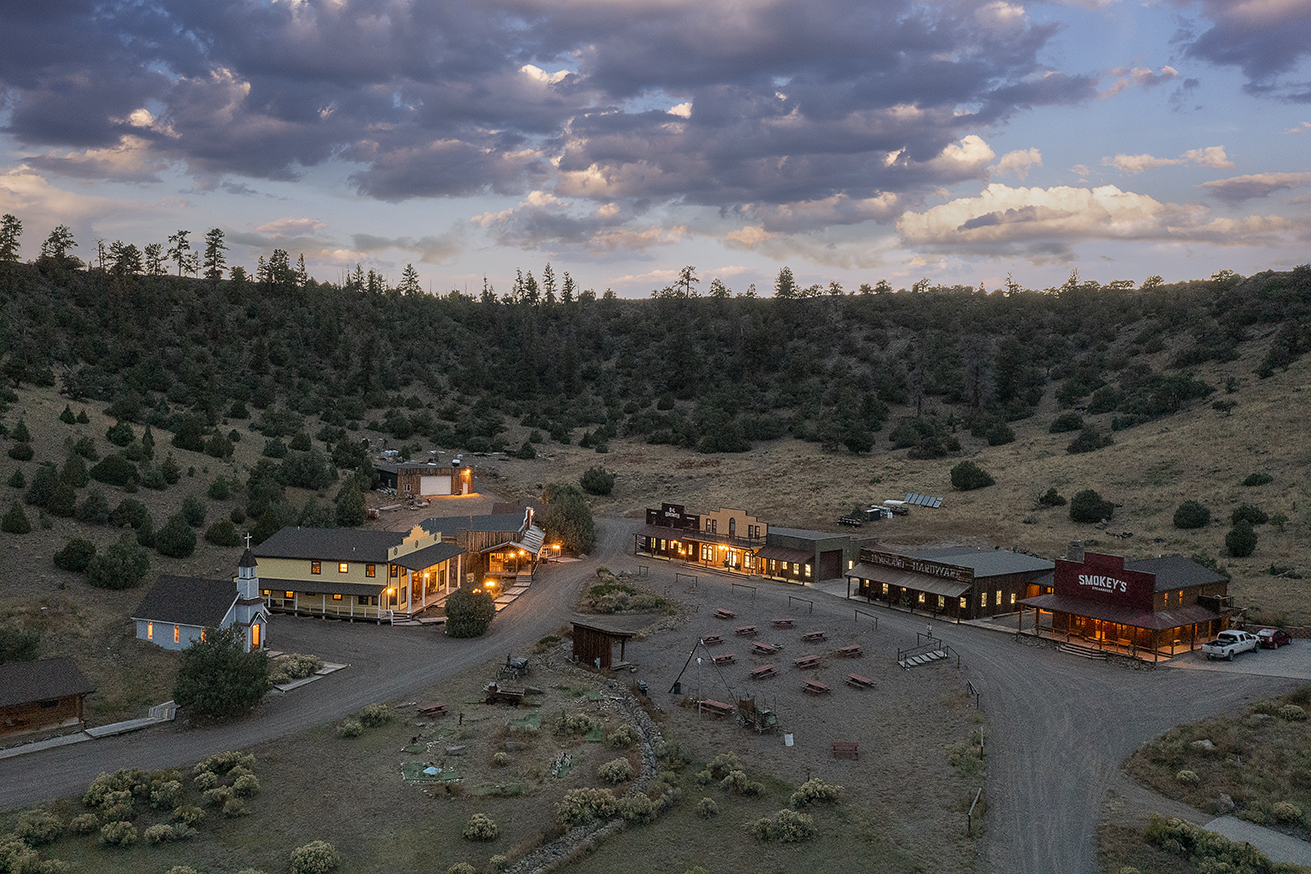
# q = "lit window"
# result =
<box><xmin>311</xmin><ymin>561</ymin><xmax>321</xmax><ymax>575</ymax></box>
<box><xmin>917</xmin><ymin>592</ymin><xmax>925</xmax><ymax>604</ymax></box>
<box><xmin>251</xmin><ymin>624</ymin><xmax>260</xmax><ymax>648</ymax></box>
<box><xmin>996</xmin><ymin>589</ymin><xmax>1002</xmax><ymax>606</ymax></box>
<box><xmin>390</xmin><ymin>564</ymin><xmax>399</xmax><ymax>578</ymax></box>
<box><xmin>339</xmin><ymin>562</ymin><xmax>349</xmax><ymax>574</ymax></box>
<box><xmin>333</xmin><ymin>594</ymin><xmax>343</xmax><ymax>600</ymax></box>
<box><xmin>960</xmin><ymin>597</ymin><xmax>967</xmax><ymax>610</ymax></box>
<box><xmin>981</xmin><ymin>592</ymin><xmax>988</xmax><ymax>607</ymax></box>
<box><xmin>173</xmin><ymin>625</ymin><xmax>180</xmax><ymax>643</ymax></box>
<box><xmin>804</xmin><ymin>564</ymin><xmax>811</xmax><ymax>578</ymax></box>
<box><xmin>1010</xmin><ymin>593</ymin><xmax>1016</xmax><ymax>605</ymax></box>
<box><xmin>262</xmin><ymin>589</ymin><xmax>270</xmax><ymax>597</ymax></box>
<box><xmin>147</xmin><ymin>621</ymin><xmax>153</xmax><ymax>640</ymax></box>
<box><xmin>882</xmin><ymin>582</ymin><xmax>889</xmax><ymax>596</ymax></box>
<box><xmin>200</xmin><ymin>629</ymin><xmax>206</xmax><ymax>642</ymax></box>
<box><xmin>284</xmin><ymin>591</ymin><xmax>294</xmax><ymax>599</ymax></box>
<box><xmin>938</xmin><ymin>595</ymin><xmax>945</xmax><ymax>609</ymax></box>
<box><xmin>366</xmin><ymin>564</ymin><xmax>376</xmax><ymax>578</ymax></box>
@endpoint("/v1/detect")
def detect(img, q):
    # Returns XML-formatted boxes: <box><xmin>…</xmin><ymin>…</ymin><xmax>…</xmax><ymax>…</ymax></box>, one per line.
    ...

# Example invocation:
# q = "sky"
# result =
<box><xmin>0</xmin><ymin>0</ymin><xmax>1308</xmax><ymax>298</ymax></box>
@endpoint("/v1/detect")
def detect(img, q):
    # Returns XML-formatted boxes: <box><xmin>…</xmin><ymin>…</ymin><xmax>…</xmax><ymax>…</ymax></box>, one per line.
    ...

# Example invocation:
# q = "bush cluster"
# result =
<box><xmin>750</xmin><ymin>809</ymin><xmax>816</xmax><ymax>843</ymax></box>
<box><xmin>290</xmin><ymin>840</ymin><xmax>340</xmax><ymax>874</ymax></box>
<box><xmin>696</xmin><ymin>797</ymin><xmax>719</xmax><ymax>818</ymax></box>
<box><xmin>462</xmin><ymin>813</ymin><xmax>499</xmax><ymax>841</ymax></box>
<box><xmin>598</xmin><ymin>757</ymin><xmax>634</xmax><ymax>784</ymax></box>
<box><xmin>607</xmin><ymin>724</ymin><xmax>638</xmax><ymax>747</ymax></box>
<box><xmin>790</xmin><ymin>778</ymin><xmax>843</xmax><ymax>808</ymax></box>
<box><xmin>359</xmin><ymin>703</ymin><xmax>393</xmax><ymax>728</ymax></box>
<box><xmin>950</xmin><ymin>460</ymin><xmax>994</xmax><ymax>491</ymax></box>
<box><xmin>1070</xmin><ymin>489</ymin><xmax>1115</xmax><ymax>523</ymax></box>
<box><xmin>555</xmin><ymin>787</ymin><xmax>617</xmax><ymax>826</ymax></box>
<box><xmin>1038</xmin><ymin>487</ymin><xmax>1066</xmax><ymax>507</ymax></box>
<box><xmin>556</xmin><ymin>713</ymin><xmax>598</xmax><ymax>736</ymax></box>
<box><xmin>579</xmin><ymin>466</ymin><xmax>616</xmax><ymax>496</ymax></box>
<box><xmin>617</xmin><ymin>794</ymin><xmax>657</xmax><ymax>824</ymax></box>
<box><xmin>1144</xmin><ymin>814</ymin><xmax>1274</xmax><ymax>871</ymax></box>
<box><xmin>1172</xmin><ymin>501</ymin><xmax>1211</xmax><ymax>530</ymax></box>
<box><xmin>267</xmin><ymin>653</ymin><xmax>324</xmax><ymax>686</ymax></box>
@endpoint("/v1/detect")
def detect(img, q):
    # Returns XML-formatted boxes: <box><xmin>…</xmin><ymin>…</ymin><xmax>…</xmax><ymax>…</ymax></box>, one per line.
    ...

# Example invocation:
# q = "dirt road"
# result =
<box><xmin>0</xmin><ymin>515</ymin><xmax>1297</xmax><ymax>874</ymax></box>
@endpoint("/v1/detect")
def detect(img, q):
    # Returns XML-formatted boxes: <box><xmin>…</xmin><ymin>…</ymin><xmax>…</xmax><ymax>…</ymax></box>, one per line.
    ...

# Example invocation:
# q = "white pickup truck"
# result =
<box><xmin>1201</xmin><ymin>630</ymin><xmax>1261</xmax><ymax>661</ymax></box>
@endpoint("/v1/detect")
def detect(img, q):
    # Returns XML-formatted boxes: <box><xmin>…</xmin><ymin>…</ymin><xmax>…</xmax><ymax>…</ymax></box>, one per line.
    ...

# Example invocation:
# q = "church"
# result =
<box><xmin>131</xmin><ymin>544</ymin><xmax>269</xmax><ymax>653</ymax></box>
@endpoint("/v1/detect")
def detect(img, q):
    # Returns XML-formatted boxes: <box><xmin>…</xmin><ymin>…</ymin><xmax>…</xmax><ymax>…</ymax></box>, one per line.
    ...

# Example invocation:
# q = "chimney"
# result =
<box><xmin>1067</xmin><ymin>540</ymin><xmax>1084</xmax><ymax>563</ymax></box>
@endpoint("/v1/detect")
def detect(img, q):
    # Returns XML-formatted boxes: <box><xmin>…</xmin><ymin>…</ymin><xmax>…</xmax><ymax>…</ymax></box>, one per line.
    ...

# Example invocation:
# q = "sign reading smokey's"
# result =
<box><xmin>1054</xmin><ymin>552</ymin><xmax>1155</xmax><ymax>611</ymax></box>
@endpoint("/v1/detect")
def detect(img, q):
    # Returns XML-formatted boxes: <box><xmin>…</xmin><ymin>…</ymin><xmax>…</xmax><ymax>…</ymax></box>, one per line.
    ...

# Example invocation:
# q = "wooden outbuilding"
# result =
<box><xmin>571</xmin><ymin>621</ymin><xmax>637</xmax><ymax>670</ymax></box>
<box><xmin>0</xmin><ymin>657</ymin><xmax>96</xmax><ymax>738</ymax></box>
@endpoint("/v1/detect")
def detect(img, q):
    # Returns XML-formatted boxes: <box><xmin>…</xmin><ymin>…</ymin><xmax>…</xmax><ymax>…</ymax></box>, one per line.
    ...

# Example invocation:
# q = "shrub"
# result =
<box><xmin>1272</xmin><ymin>801</ymin><xmax>1303</xmax><ymax>823</ymax></box>
<box><xmin>7</xmin><ymin>442</ymin><xmax>33</xmax><ymax>461</ymax></box>
<box><xmin>52</xmin><ymin>537</ymin><xmax>96</xmax><ymax>572</ymax></box>
<box><xmin>106</xmin><ymin>421</ymin><xmax>135</xmax><ymax>447</ymax></box>
<box><xmin>984</xmin><ymin>422</ymin><xmax>1015</xmax><ymax>446</ymax></box>
<box><xmin>751</xmin><ymin>809</ymin><xmax>816</xmax><ymax>843</ymax></box>
<box><xmin>205</xmin><ymin>518</ymin><xmax>242</xmax><ymax>546</ymax></box>
<box><xmin>618</xmin><ymin>793</ymin><xmax>657</xmax><ymax>824</ymax></box>
<box><xmin>232</xmin><ymin>774</ymin><xmax>261</xmax><ymax>797</ymax></box>
<box><xmin>580</xmin><ymin>466</ymin><xmax>616</xmax><ymax>496</ymax></box>
<box><xmin>181</xmin><ymin>495</ymin><xmax>207</xmax><ymax>527</ymax></box>
<box><xmin>1231</xmin><ymin>504</ymin><xmax>1269</xmax><ymax>526</ymax></box>
<box><xmin>706</xmin><ymin>751</ymin><xmax>742</xmax><ymax>779</ymax></box>
<box><xmin>1067</xmin><ymin>425</ymin><xmax>1113</xmax><ymax>454</ymax></box>
<box><xmin>1175</xmin><ymin>769</ymin><xmax>1200</xmax><ymax>786</ymax></box>
<box><xmin>145</xmin><ymin>823</ymin><xmax>176</xmax><ymax>844</ymax></box>
<box><xmin>515</xmin><ymin>441</ymin><xmax>536</xmax><ymax>460</ymax></box>
<box><xmin>150</xmin><ymin>780</ymin><xmax>183</xmax><ymax>810</ymax></box>
<box><xmin>599</xmin><ymin>757</ymin><xmax>634</xmax><ymax>784</ymax></box>
<box><xmin>444</xmin><ymin>586</ymin><xmax>496</xmax><ymax>638</ymax></box>
<box><xmin>268</xmin><ymin>653</ymin><xmax>324</xmax><ymax>685</ymax></box>
<box><xmin>0</xmin><ymin>622</ymin><xmax>40</xmax><ymax>663</ymax></box>
<box><xmin>173</xmin><ymin>626</ymin><xmax>269</xmax><ymax>718</ymax></box>
<box><xmin>76</xmin><ymin>488</ymin><xmax>111</xmax><ymax>524</ymax></box>
<box><xmin>607</xmin><ymin>724</ymin><xmax>639</xmax><ymax>747</ymax></box>
<box><xmin>222</xmin><ymin>797</ymin><xmax>250</xmax><ymax>817</ymax></box>
<box><xmin>1070</xmin><ymin>489</ymin><xmax>1115</xmax><ymax>523</ymax></box>
<box><xmin>99</xmin><ymin>820</ymin><xmax>138</xmax><ymax>847</ymax></box>
<box><xmin>1243</xmin><ymin>472</ymin><xmax>1273</xmax><ymax>487</ymax></box>
<box><xmin>290</xmin><ymin>840</ymin><xmax>340</xmax><ymax>874</ymax></box>
<box><xmin>85</xmin><ymin>537</ymin><xmax>150</xmax><ymax>589</ymax></box>
<box><xmin>155</xmin><ymin>513</ymin><xmax>197</xmax><ymax>558</ymax></box>
<box><xmin>555</xmin><ymin>787</ymin><xmax>617</xmax><ymax>826</ymax></box>
<box><xmin>1173</xmin><ymin>501</ymin><xmax>1211</xmax><ymax>530</ymax></box>
<box><xmin>790</xmin><ymin>778</ymin><xmax>843</xmax><ymax>808</ymax></box>
<box><xmin>336</xmin><ymin>718</ymin><xmax>363</xmax><ymax>738</ymax></box>
<box><xmin>493</xmin><ymin>752</ymin><xmax>509</xmax><ymax>767</ymax></box>
<box><xmin>696</xmin><ymin>797</ymin><xmax>719</xmax><ymax>818</ymax></box>
<box><xmin>1277</xmin><ymin>704</ymin><xmax>1308</xmax><ymax>721</ymax></box>
<box><xmin>448</xmin><ymin>865</ymin><xmax>477</xmax><ymax>874</ymax></box>
<box><xmin>172</xmin><ymin>804</ymin><xmax>205</xmax><ymax>826</ymax></box>
<box><xmin>203</xmin><ymin>786</ymin><xmax>233</xmax><ymax>807</ymax></box>
<box><xmin>950</xmin><ymin>460</ymin><xmax>994</xmax><ymax>491</ymax></box>
<box><xmin>462</xmin><ymin>813</ymin><xmax>500</xmax><ymax>841</ymax></box>
<box><xmin>192</xmin><ymin>770</ymin><xmax>219</xmax><ymax>791</ymax></box>
<box><xmin>89</xmin><ymin>454</ymin><xmax>140</xmax><ymax>487</ymax></box>
<box><xmin>69</xmin><ymin>813</ymin><xmax>100</xmax><ymax>835</ymax></box>
<box><xmin>1226</xmin><ymin>520</ymin><xmax>1258</xmax><ymax>557</ymax></box>
<box><xmin>359</xmin><ymin>703</ymin><xmax>393</xmax><ymax>728</ymax></box>
<box><xmin>14</xmin><ymin>809</ymin><xmax>63</xmax><ymax>846</ymax></box>
<box><xmin>7</xmin><ymin>468</ymin><xmax>24</xmax><ymax>488</ymax></box>
<box><xmin>2</xmin><ymin>500</ymin><xmax>31</xmax><ymax>534</ymax></box>
<box><xmin>194</xmin><ymin>751</ymin><xmax>255</xmax><ymax>775</ymax></box>
<box><xmin>1038</xmin><ymin>487</ymin><xmax>1066</xmax><ymax>507</ymax></box>
<box><xmin>1049</xmin><ymin>412</ymin><xmax>1084</xmax><ymax>433</ymax></box>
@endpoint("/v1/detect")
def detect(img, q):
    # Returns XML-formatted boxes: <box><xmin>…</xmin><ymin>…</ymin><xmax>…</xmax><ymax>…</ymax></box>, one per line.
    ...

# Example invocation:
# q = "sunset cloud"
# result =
<box><xmin>1102</xmin><ymin>146</ymin><xmax>1233</xmax><ymax>174</ymax></box>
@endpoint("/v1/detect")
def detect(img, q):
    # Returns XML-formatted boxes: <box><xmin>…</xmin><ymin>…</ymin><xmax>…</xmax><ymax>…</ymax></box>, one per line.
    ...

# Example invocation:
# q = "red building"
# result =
<box><xmin>1017</xmin><ymin>549</ymin><xmax>1232</xmax><ymax>661</ymax></box>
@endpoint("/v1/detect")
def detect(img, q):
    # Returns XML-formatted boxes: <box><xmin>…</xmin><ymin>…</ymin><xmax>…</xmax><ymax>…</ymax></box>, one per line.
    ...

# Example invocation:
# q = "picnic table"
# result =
<box><xmin>483</xmin><ymin>682</ymin><xmax>525</xmax><ymax>705</ymax></box>
<box><xmin>714</xmin><ymin>608</ymin><xmax>736</xmax><ymax>620</ymax></box>
<box><xmin>417</xmin><ymin>702</ymin><xmax>448</xmax><ymax>718</ymax></box>
<box><xmin>802</xmin><ymin>630</ymin><xmax>827</xmax><ymax>643</ymax></box>
<box><xmin>696</xmin><ymin>699</ymin><xmax>734</xmax><ymax>717</ymax></box>
<box><xmin>836</xmin><ymin>644</ymin><xmax>862</xmax><ymax>658</ymax></box>
<box><xmin>712</xmin><ymin>653</ymin><xmax>736</xmax><ymax>666</ymax></box>
<box><xmin>752</xmin><ymin>642</ymin><xmax>779</xmax><ymax>656</ymax></box>
<box><xmin>846</xmin><ymin>673</ymin><xmax>875</xmax><ymax>689</ymax></box>
<box><xmin>701</xmin><ymin>634</ymin><xmax>724</xmax><ymax>646</ymax></box>
<box><xmin>832</xmin><ymin>741</ymin><xmax>859</xmax><ymax>759</ymax></box>
<box><xmin>793</xmin><ymin>654</ymin><xmax>822</xmax><ymax>670</ymax></box>
<box><xmin>803</xmin><ymin>680</ymin><xmax>830</xmax><ymax>696</ymax></box>
<box><xmin>772</xmin><ymin>618</ymin><xmax>795</xmax><ymax>629</ymax></box>
<box><xmin>751</xmin><ymin>664</ymin><xmax>777</xmax><ymax>679</ymax></box>
<box><xmin>735</xmin><ymin>625</ymin><xmax>757</xmax><ymax>637</ymax></box>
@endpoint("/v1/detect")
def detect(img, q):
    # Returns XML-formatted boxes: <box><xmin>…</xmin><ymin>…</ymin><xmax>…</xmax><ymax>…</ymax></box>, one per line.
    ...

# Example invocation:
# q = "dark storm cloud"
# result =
<box><xmin>1173</xmin><ymin>0</ymin><xmax>1311</xmax><ymax>99</ymax></box>
<box><xmin>0</xmin><ymin>0</ymin><xmax>1098</xmax><ymax>233</ymax></box>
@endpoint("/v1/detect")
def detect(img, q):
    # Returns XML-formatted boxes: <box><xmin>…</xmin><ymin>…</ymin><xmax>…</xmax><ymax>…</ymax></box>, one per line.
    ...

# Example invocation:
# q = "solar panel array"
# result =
<box><xmin>904</xmin><ymin>493</ymin><xmax>944</xmax><ymax>509</ymax></box>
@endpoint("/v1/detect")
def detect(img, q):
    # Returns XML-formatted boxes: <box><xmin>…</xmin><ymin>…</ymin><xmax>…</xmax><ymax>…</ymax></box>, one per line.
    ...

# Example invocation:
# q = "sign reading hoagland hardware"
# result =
<box><xmin>1054</xmin><ymin>552</ymin><xmax>1155</xmax><ymax>611</ymax></box>
<box><xmin>865</xmin><ymin>550</ymin><xmax>972</xmax><ymax>582</ymax></box>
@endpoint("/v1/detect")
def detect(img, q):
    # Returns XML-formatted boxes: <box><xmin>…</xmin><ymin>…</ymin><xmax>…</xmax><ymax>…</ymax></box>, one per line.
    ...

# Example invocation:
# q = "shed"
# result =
<box><xmin>571</xmin><ymin>621</ymin><xmax>638</xmax><ymax>670</ymax></box>
<box><xmin>0</xmin><ymin>657</ymin><xmax>97</xmax><ymax>738</ymax></box>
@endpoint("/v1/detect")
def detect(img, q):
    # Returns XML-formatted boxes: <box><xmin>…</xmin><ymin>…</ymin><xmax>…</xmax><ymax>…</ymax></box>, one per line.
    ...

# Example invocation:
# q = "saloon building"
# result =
<box><xmin>1017</xmin><ymin>549</ymin><xmax>1232</xmax><ymax>661</ymax></box>
<box><xmin>634</xmin><ymin>503</ymin><xmax>858</xmax><ymax>584</ymax></box>
<box><xmin>845</xmin><ymin>546</ymin><xmax>1055</xmax><ymax>621</ymax></box>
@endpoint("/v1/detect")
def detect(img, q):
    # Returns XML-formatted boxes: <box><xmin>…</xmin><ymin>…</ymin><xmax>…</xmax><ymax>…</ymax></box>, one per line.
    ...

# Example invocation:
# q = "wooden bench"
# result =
<box><xmin>697</xmin><ymin>699</ymin><xmax>734</xmax><ymax>717</ymax></box>
<box><xmin>752</xmin><ymin>642</ymin><xmax>779</xmax><ymax>656</ymax></box>
<box><xmin>802</xmin><ymin>630</ymin><xmax>827</xmax><ymax>643</ymax></box>
<box><xmin>803</xmin><ymin>680</ymin><xmax>830</xmax><ymax>696</ymax></box>
<box><xmin>735</xmin><ymin>625</ymin><xmax>757</xmax><ymax>637</ymax></box>
<box><xmin>701</xmin><ymin>634</ymin><xmax>724</xmax><ymax>646</ymax></box>
<box><xmin>772</xmin><ymin>618</ymin><xmax>795</xmax><ymax>629</ymax></box>
<box><xmin>712</xmin><ymin>653</ymin><xmax>736</xmax><ymax>666</ymax></box>
<box><xmin>846</xmin><ymin>674</ymin><xmax>875</xmax><ymax>689</ymax></box>
<box><xmin>836</xmin><ymin>644</ymin><xmax>862</xmax><ymax>658</ymax></box>
<box><xmin>793</xmin><ymin>655</ymin><xmax>822</xmax><ymax>670</ymax></box>
<box><xmin>714</xmin><ymin>608</ymin><xmax>735</xmax><ymax>620</ymax></box>
<box><xmin>417</xmin><ymin>702</ymin><xmax>448</xmax><ymax>717</ymax></box>
<box><xmin>832</xmin><ymin>741</ymin><xmax>859</xmax><ymax>759</ymax></box>
<box><xmin>751</xmin><ymin>664</ymin><xmax>777</xmax><ymax>679</ymax></box>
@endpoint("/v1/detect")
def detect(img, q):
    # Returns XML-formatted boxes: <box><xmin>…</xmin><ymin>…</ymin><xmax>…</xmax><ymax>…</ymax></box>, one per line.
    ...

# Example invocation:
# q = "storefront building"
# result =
<box><xmin>1017</xmin><ymin>549</ymin><xmax>1231</xmax><ymax>661</ymax></box>
<box><xmin>845</xmin><ymin>547</ymin><xmax>1055</xmax><ymax>621</ymax></box>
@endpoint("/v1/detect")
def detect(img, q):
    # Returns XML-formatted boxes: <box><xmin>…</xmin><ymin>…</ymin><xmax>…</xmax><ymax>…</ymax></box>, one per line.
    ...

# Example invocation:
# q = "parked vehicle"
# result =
<box><xmin>1257</xmin><ymin>628</ymin><xmax>1293</xmax><ymax>649</ymax></box>
<box><xmin>1201</xmin><ymin>630</ymin><xmax>1261</xmax><ymax>661</ymax></box>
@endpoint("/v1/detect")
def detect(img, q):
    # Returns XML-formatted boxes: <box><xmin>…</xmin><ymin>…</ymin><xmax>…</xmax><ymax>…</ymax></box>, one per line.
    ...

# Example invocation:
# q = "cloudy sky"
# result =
<box><xmin>0</xmin><ymin>0</ymin><xmax>1308</xmax><ymax>297</ymax></box>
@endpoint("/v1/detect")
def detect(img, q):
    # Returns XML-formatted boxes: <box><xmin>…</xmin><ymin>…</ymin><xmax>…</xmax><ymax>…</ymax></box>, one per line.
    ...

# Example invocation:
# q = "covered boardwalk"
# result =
<box><xmin>1018</xmin><ymin>551</ymin><xmax>1230</xmax><ymax>662</ymax></box>
<box><xmin>846</xmin><ymin>547</ymin><xmax>1054</xmax><ymax>621</ymax></box>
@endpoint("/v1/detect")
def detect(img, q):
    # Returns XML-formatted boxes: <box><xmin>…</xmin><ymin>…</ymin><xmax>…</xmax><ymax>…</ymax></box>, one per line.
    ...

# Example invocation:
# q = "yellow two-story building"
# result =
<box><xmin>254</xmin><ymin>524</ymin><xmax>464</xmax><ymax>622</ymax></box>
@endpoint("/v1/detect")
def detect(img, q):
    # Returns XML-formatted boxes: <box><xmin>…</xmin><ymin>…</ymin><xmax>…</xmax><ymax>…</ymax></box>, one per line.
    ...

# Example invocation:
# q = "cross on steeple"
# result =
<box><xmin>244</xmin><ymin>532</ymin><xmax>252</xmax><ymax>549</ymax></box>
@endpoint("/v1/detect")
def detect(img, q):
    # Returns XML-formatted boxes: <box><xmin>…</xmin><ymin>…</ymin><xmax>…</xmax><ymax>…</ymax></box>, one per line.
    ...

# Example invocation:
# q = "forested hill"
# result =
<box><xmin>1</xmin><ymin>260</ymin><xmax>1309</xmax><ymax>458</ymax></box>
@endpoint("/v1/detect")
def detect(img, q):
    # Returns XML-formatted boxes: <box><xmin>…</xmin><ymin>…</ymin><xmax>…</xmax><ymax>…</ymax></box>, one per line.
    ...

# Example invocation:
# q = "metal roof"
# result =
<box><xmin>907</xmin><ymin>547</ymin><xmax>1054</xmax><ymax>578</ymax></box>
<box><xmin>420</xmin><ymin>513</ymin><xmax>527</xmax><ymax>537</ymax></box>
<box><xmin>755</xmin><ymin>545</ymin><xmax>814</xmax><ymax>564</ymax></box>
<box><xmin>1124</xmin><ymin>554</ymin><xmax>1229</xmax><ymax>592</ymax></box>
<box><xmin>254</xmin><ymin>527</ymin><xmax>405</xmax><ymax>562</ymax></box>
<box><xmin>132</xmin><ymin>575</ymin><xmax>236</xmax><ymax>627</ymax></box>
<box><xmin>1019</xmin><ymin>593</ymin><xmax>1220</xmax><ymax>631</ymax></box>
<box><xmin>0</xmin><ymin>657</ymin><xmax>96</xmax><ymax>708</ymax></box>
<box><xmin>391</xmin><ymin>541</ymin><xmax>465</xmax><ymax>571</ymax></box>
<box><xmin>846</xmin><ymin>563</ymin><xmax>972</xmax><ymax>598</ymax></box>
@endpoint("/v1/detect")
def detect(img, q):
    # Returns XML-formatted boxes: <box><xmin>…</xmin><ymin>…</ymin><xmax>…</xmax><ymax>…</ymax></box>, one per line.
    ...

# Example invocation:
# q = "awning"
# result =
<box><xmin>636</xmin><ymin>524</ymin><xmax>695</xmax><ymax>540</ymax></box>
<box><xmin>755</xmin><ymin>545</ymin><xmax>813</xmax><ymax>564</ymax></box>
<box><xmin>846</xmin><ymin>563</ymin><xmax>972</xmax><ymax>599</ymax></box>
<box><xmin>392</xmin><ymin>542</ymin><xmax>464</xmax><ymax>571</ymax></box>
<box><xmin>520</xmin><ymin>524</ymin><xmax>546</xmax><ymax>555</ymax></box>
<box><xmin>1019</xmin><ymin>593</ymin><xmax>1220</xmax><ymax>631</ymax></box>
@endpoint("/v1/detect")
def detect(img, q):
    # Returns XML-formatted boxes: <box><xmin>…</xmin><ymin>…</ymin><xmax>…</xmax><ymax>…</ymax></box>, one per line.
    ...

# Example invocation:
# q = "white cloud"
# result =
<box><xmin>520</xmin><ymin>64</ymin><xmax>570</xmax><ymax>86</ymax></box>
<box><xmin>254</xmin><ymin>217</ymin><xmax>328</xmax><ymax>237</ymax></box>
<box><xmin>1286</xmin><ymin>121</ymin><xmax>1311</xmax><ymax>134</ymax></box>
<box><xmin>995</xmin><ymin>148</ymin><xmax>1042</xmax><ymax>180</ymax></box>
<box><xmin>1103</xmin><ymin>146</ymin><xmax>1233</xmax><ymax>174</ymax></box>
<box><xmin>668</xmin><ymin>102</ymin><xmax>692</xmax><ymax>119</ymax></box>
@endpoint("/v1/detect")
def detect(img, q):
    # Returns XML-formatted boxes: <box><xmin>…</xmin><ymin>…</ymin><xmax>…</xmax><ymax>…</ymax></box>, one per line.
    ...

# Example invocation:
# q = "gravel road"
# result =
<box><xmin>0</xmin><ymin>515</ymin><xmax>1298</xmax><ymax>874</ymax></box>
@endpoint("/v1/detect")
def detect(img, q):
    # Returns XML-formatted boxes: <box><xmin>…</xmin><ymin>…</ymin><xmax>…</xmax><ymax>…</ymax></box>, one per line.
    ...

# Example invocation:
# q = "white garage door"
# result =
<box><xmin>420</xmin><ymin>475</ymin><xmax>452</xmax><ymax>496</ymax></box>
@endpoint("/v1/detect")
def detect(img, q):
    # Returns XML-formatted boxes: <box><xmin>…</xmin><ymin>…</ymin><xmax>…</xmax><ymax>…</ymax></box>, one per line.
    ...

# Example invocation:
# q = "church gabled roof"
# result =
<box><xmin>131</xmin><ymin>575</ymin><xmax>237</xmax><ymax>628</ymax></box>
